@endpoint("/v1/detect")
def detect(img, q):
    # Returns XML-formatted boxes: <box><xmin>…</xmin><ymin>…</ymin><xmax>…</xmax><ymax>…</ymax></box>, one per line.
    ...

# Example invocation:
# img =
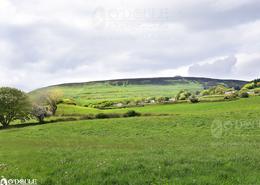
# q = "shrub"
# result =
<box><xmin>123</xmin><ymin>110</ymin><xmax>141</xmax><ymax>117</ymax></box>
<box><xmin>60</xmin><ymin>98</ymin><xmax>77</xmax><ymax>105</ymax></box>
<box><xmin>79</xmin><ymin>115</ymin><xmax>95</xmax><ymax>120</ymax></box>
<box><xmin>176</xmin><ymin>90</ymin><xmax>191</xmax><ymax>101</ymax></box>
<box><xmin>239</xmin><ymin>92</ymin><xmax>249</xmax><ymax>98</ymax></box>
<box><xmin>195</xmin><ymin>91</ymin><xmax>201</xmax><ymax>95</ymax></box>
<box><xmin>254</xmin><ymin>89</ymin><xmax>260</xmax><ymax>94</ymax></box>
<box><xmin>95</xmin><ymin>113</ymin><xmax>121</xmax><ymax>119</ymax></box>
<box><xmin>49</xmin><ymin>117</ymin><xmax>78</xmax><ymax>123</ymax></box>
<box><xmin>234</xmin><ymin>86</ymin><xmax>241</xmax><ymax>91</ymax></box>
<box><xmin>31</xmin><ymin>105</ymin><xmax>50</xmax><ymax>124</ymax></box>
<box><xmin>93</xmin><ymin>101</ymin><xmax>114</xmax><ymax>109</ymax></box>
<box><xmin>108</xmin><ymin>113</ymin><xmax>121</xmax><ymax>118</ymax></box>
<box><xmin>157</xmin><ymin>97</ymin><xmax>170</xmax><ymax>103</ymax></box>
<box><xmin>179</xmin><ymin>94</ymin><xmax>187</xmax><ymax>100</ymax></box>
<box><xmin>189</xmin><ymin>95</ymin><xmax>199</xmax><ymax>103</ymax></box>
<box><xmin>200</xmin><ymin>90</ymin><xmax>210</xmax><ymax>96</ymax></box>
<box><xmin>224</xmin><ymin>91</ymin><xmax>238</xmax><ymax>99</ymax></box>
<box><xmin>95</xmin><ymin>113</ymin><xmax>110</xmax><ymax>119</ymax></box>
<box><xmin>243</xmin><ymin>83</ymin><xmax>255</xmax><ymax>90</ymax></box>
<box><xmin>214</xmin><ymin>85</ymin><xmax>228</xmax><ymax>95</ymax></box>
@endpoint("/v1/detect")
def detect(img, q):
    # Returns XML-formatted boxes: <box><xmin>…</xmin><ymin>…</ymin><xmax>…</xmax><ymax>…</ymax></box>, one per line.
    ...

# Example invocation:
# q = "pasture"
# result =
<box><xmin>31</xmin><ymin>82</ymin><xmax>203</xmax><ymax>106</ymax></box>
<box><xmin>0</xmin><ymin>97</ymin><xmax>259</xmax><ymax>185</ymax></box>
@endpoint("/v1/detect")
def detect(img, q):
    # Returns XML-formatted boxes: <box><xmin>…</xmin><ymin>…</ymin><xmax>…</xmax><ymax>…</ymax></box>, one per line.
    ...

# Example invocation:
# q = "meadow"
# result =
<box><xmin>0</xmin><ymin>96</ymin><xmax>259</xmax><ymax>185</ymax></box>
<box><xmin>32</xmin><ymin>82</ymin><xmax>203</xmax><ymax>106</ymax></box>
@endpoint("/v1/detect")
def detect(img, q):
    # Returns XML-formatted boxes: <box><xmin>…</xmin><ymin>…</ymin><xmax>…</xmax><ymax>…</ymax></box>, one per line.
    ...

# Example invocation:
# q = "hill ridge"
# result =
<box><xmin>41</xmin><ymin>76</ymin><xmax>248</xmax><ymax>89</ymax></box>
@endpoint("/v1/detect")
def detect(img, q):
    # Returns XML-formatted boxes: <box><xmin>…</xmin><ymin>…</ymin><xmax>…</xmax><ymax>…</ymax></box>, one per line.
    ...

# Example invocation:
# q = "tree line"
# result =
<box><xmin>0</xmin><ymin>87</ymin><xmax>62</xmax><ymax>128</ymax></box>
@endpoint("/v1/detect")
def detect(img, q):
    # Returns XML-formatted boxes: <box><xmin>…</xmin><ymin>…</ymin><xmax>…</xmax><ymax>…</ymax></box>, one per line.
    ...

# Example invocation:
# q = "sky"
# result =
<box><xmin>0</xmin><ymin>0</ymin><xmax>260</xmax><ymax>91</ymax></box>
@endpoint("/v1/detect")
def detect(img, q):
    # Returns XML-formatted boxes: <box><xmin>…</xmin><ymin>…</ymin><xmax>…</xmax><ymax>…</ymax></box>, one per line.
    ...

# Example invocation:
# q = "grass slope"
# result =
<box><xmin>1</xmin><ymin>97</ymin><xmax>260</xmax><ymax>185</ymax></box>
<box><xmin>55</xmin><ymin>96</ymin><xmax>260</xmax><ymax>117</ymax></box>
<box><xmin>30</xmin><ymin>77</ymin><xmax>247</xmax><ymax>106</ymax></box>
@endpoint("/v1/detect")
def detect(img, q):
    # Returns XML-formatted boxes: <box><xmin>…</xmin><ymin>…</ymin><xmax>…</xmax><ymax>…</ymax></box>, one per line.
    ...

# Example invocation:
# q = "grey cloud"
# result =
<box><xmin>171</xmin><ymin>1</ymin><xmax>260</xmax><ymax>30</ymax></box>
<box><xmin>0</xmin><ymin>0</ymin><xmax>260</xmax><ymax>90</ymax></box>
<box><xmin>188</xmin><ymin>56</ymin><xmax>237</xmax><ymax>77</ymax></box>
<box><xmin>236</xmin><ymin>58</ymin><xmax>260</xmax><ymax>79</ymax></box>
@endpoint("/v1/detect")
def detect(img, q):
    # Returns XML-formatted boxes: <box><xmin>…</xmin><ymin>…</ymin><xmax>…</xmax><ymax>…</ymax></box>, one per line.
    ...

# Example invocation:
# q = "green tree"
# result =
<box><xmin>40</xmin><ymin>89</ymin><xmax>63</xmax><ymax>116</ymax></box>
<box><xmin>189</xmin><ymin>95</ymin><xmax>199</xmax><ymax>103</ymax></box>
<box><xmin>176</xmin><ymin>90</ymin><xmax>191</xmax><ymax>100</ymax></box>
<box><xmin>0</xmin><ymin>87</ymin><xmax>31</xmax><ymax>128</ymax></box>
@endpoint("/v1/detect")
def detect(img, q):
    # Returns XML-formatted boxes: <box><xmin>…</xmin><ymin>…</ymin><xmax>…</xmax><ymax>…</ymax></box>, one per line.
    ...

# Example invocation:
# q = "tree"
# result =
<box><xmin>31</xmin><ymin>104</ymin><xmax>50</xmax><ymax>124</ymax></box>
<box><xmin>242</xmin><ymin>83</ymin><xmax>255</xmax><ymax>90</ymax></box>
<box><xmin>189</xmin><ymin>95</ymin><xmax>199</xmax><ymax>103</ymax></box>
<box><xmin>43</xmin><ymin>89</ymin><xmax>63</xmax><ymax>115</ymax></box>
<box><xmin>176</xmin><ymin>90</ymin><xmax>191</xmax><ymax>101</ymax></box>
<box><xmin>0</xmin><ymin>87</ymin><xmax>31</xmax><ymax>128</ymax></box>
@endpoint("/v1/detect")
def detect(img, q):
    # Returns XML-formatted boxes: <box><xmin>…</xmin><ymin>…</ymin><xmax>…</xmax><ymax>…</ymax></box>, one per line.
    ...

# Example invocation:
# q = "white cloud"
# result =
<box><xmin>188</xmin><ymin>56</ymin><xmax>237</xmax><ymax>78</ymax></box>
<box><xmin>0</xmin><ymin>0</ymin><xmax>260</xmax><ymax>91</ymax></box>
<box><xmin>188</xmin><ymin>54</ymin><xmax>260</xmax><ymax>80</ymax></box>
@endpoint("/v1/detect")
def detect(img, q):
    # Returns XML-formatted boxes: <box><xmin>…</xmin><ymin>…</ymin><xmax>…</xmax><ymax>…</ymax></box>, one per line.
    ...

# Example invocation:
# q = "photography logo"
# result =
<box><xmin>92</xmin><ymin>6</ymin><xmax>106</xmax><ymax>29</ymax></box>
<box><xmin>0</xmin><ymin>176</ymin><xmax>37</xmax><ymax>185</ymax></box>
<box><xmin>0</xmin><ymin>177</ymin><xmax>7</xmax><ymax>185</ymax></box>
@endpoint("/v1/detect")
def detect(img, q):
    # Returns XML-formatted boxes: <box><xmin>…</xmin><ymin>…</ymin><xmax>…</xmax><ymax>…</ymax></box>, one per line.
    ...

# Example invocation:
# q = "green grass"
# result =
<box><xmin>57</xmin><ymin>104</ymin><xmax>102</xmax><ymax>116</ymax></box>
<box><xmin>56</xmin><ymin>96</ymin><xmax>260</xmax><ymax>117</ymax></box>
<box><xmin>1</xmin><ymin>97</ymin><xmax>260</xmax><ymax>184</ymax></box>
<box><xmin>31</xmin><ymin>83</ymin><xmax>202</xmax><ymax>106</ymax></box>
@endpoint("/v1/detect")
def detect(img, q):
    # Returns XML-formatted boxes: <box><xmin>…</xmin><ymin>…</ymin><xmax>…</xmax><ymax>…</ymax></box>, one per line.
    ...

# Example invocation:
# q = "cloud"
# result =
<box><xmin>188</xmin><ymin>56</ymin><xmax>237</xmax><ymax>78</ymax></box>
<box><xmin>0</xmin><ymin>0</ymin><xmax>260</xmax><ymax>91</ymax></box>
<box><xmin>188</xmin><ymin>54</ymin><xmax>260</xmax><ymax>80</ymax></box>
<box><xmin>234</xmin><ymin>54</ymin><xmax>260</xmax><ymax>79</ymax></box>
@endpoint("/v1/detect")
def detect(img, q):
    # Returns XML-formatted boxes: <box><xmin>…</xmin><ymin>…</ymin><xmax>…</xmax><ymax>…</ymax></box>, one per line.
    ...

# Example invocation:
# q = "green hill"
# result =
<box><xmin>30</xmin><ymin>76</ymin><xmax>247</xmax><ymax>106</ymax></box>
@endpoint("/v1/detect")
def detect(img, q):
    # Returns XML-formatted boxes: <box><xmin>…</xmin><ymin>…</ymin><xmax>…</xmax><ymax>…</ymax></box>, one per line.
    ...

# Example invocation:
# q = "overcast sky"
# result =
<box><xmin>1</xmin><ymin>0</ymin><xmax>260</xmax><ymax>91</ymax></box>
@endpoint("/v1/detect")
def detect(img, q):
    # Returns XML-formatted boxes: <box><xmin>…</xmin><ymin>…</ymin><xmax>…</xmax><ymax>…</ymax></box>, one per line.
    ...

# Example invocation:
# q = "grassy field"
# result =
<box><xmin>1</xmin><ymin>97</ymin><xmax>260</xmax><ymax>185</ymax></box>
<box><xmin>31</xmin><ymin>82</ymin><xmax>203</xmax><ymax>106</ymax></box>
<box><xmin>55</xmin><ymin>96</ymin><xmax>260</xmax><ymax>117</ymax></box>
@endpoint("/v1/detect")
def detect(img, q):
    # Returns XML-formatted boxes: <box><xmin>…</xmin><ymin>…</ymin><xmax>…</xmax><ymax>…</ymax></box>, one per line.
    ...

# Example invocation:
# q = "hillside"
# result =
<box><xmin>1</xmin><ymin>96</ymin><xmax>260</xmax><ymax>185</ymax></box>
<box><xmin>42</xmin><ymin>76</ymin><xmax>247</xmax><ymax>88</ymax></box>
<box><xmin>30</xmin><ymin>76</ymin><xmax>247</xmax><ymax>106</ymax></box>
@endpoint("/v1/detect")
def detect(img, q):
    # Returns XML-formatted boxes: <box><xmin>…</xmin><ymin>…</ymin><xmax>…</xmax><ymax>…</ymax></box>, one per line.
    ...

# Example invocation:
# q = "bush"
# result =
<box><xmin>123</xmin><ymin>110</ymin><xmax>141</xmax><ymax>117</ymax></box>
<box><xmin>176</xmin><ymin>90</ymin><xmax>191</xmax><ymax>101</ymax></box>
<box><xmin>95</xmin><ymin>113</ymin><xmax>121</xmax><ymax>119</ymax></box>
<box><xmin>95</xmin><ymin>113</ymin><xmax>110</xmax><ymax>119</ymax></box>
<box><xmin>60</xmin><ymin>98</ymin><xmax>77</xmax><ymax>105</ymax></box>
<box><xmin>243</xmin><ymin>83</ymin><xmax>255</xmax><ymax>90</ymax></box>
<box><xmin>31</xmin><ymin>105</ymin><xmax>50</xmax><ymax>124</ymax></box>
<box><xmin>79</xmin><ymin>115</ymin><xmax>95</xmax><ymax>120</ymax></box>
<box><xmin>157</xmin><ymin>97</ymin><xmax>170</xmax><ymax>103</ymax></box>
<box><xmin>214</xmin><ymin>85</ymin><xmax>229</xmax><ymax>95</ymax></box>
<box><xmin>200</xmin><ymin>90</ymin><xmax>210</xmax><ymax>96</ymax></box>
<box><xmin>224</xmin><ymin>93</ymin><xmax>238</xmax><ymax>100</ymax></box>
<box><xmin>189</xmin><ymin>95</ymin><xmax>199</xmax><ymax>103</ymax></box>
<box><xmin>254</xmin><ymin>89</ymin><xmax>260</xmax><ymax>95</ymax></box>
<box><xmin>239</xmin><ymin>92</ymin><xmax>249</xmax><ymax>98</ymax></box>
<box><xmin>144</xmin><ymin>97</ymin><xmax>156</xmax><ymax>104</ymax></box>
<box><xmin>49</xmin><ymin>117</ymin><xmax>78</xmax><ymax>123</ymax></box>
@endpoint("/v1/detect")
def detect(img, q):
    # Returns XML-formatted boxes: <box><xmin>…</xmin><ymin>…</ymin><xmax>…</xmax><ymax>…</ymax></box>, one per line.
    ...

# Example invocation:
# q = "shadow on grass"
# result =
<box><xmin>0</xmin><ymin>112</ymin><xmax>171</xmax><ymax>131</ymax></box>
<box><xmin>0</xmin><ymin>119</ymin><xmax>75</xmax><ymax>130</ymax></box>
